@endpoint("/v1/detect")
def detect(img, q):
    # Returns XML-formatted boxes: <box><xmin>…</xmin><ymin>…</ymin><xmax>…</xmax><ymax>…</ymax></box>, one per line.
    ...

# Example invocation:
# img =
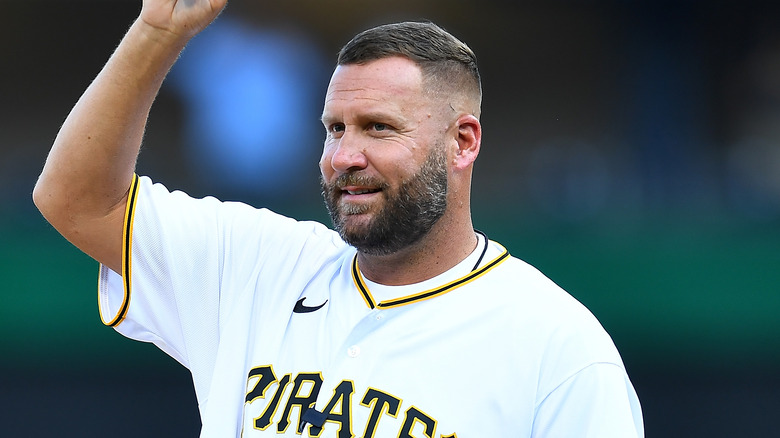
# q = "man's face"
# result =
<box><xmin>319</xmin><ymin>57</ymin><xmax>451</xmax><ymax>254</ymax></box>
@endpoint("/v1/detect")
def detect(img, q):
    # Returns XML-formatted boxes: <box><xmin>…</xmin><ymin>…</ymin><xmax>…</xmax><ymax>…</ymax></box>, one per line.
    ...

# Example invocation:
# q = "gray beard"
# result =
<box><xmin>321</xmin><ymin>147</ymin><xmax>448</xmax><ymax>255</ymax></box>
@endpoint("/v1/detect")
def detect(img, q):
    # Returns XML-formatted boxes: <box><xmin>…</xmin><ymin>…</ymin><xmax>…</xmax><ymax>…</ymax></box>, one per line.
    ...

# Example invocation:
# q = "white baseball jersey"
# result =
<box><xmin>98</xmin><ymin>175</ymin><xmax>643</xmax><ymax>437</ymax></box>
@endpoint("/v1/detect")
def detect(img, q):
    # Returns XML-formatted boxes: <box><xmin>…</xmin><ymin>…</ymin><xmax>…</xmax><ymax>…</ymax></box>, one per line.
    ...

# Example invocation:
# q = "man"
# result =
<box><xmin>33</xmin><ymin>0</ymin><xmax>644</xmax><ymax>436</ymax></box>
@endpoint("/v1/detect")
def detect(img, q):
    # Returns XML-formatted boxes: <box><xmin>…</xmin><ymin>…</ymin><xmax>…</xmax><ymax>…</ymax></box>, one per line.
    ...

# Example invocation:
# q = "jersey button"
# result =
<box><xmin>347</xmin><ymin>345</ymin><xmax>361</xmax><ymax>358</ymax></box>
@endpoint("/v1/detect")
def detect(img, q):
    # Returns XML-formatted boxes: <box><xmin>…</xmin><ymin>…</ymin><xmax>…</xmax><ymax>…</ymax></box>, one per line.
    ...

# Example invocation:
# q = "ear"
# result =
<box><xmin>452</xmin><ymin>114</ymin><xmax>481</xmax><ymax>171</ymax></box>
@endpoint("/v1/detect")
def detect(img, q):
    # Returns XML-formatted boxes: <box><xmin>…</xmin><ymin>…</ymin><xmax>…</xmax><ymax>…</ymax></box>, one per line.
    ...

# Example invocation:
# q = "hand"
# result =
<box><xmin>140</xmin><ymin>0</ymin><xmax>228</xmax><ymax>40</ymax></box>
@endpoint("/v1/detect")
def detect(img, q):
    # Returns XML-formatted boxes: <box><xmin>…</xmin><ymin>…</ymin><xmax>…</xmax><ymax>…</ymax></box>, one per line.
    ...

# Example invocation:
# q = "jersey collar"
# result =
<box><xmin>351</xmin><ymin>241</ymin><xmax>509</xmax><ymax>310</ymax></box>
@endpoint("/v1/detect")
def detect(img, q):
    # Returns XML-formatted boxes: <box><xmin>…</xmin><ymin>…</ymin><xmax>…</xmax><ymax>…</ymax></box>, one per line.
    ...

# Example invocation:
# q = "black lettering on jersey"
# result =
<box><xmin>278</xmin><ymin>372</ymin><xmax>324</xmax><ymax>433</ymax></box>
<box><xmin>399</xmin><ymin>406</ymin><xmax>437</xmax><ymax>438</ymax></box>
<box><xmin>360</xmin><ymin>388</ymin><xmax>401</xmax><ymax>438</ymax></box>
<box><xmin>244</xmin><ymin>365</ymin><xmax>292</xmax><ymax>430</ymax></box>
<box><xmin>308</xmin><ymin>380</ymin><xmax>355</xmax><ymax>438</ymax></box>
<box><xmin>255</xmin><ymin>374</ymin><xmax>291</xmax><ymax>429</ymax></box>
<box><xmin>245</xmin><ymin>365</ymin><xmax>277</xmax><ymax>403</ymax></box>
<box><xmin>242</xmin><ymin>366</ymin><xmax>457</xmax><ymax>437</ymax></box>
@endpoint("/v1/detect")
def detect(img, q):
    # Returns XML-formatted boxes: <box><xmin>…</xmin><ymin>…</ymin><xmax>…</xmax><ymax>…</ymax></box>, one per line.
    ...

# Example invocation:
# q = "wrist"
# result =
<box><xmin>129</xmin><ymin>18</ymin><xmax>191</xmax><ymax>56</ymax></box>
<box><xmin>103</xmin><ymin>19</ymin><xmax>189</xmax><ymax>94</ymax></box>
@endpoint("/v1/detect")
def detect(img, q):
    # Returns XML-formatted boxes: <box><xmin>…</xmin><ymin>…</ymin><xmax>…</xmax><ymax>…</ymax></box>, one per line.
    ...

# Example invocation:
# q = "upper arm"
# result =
<box><xmin>33</xmin><ymin>174</ymin><xmax>132</xmax><ymax>274</ymax></box>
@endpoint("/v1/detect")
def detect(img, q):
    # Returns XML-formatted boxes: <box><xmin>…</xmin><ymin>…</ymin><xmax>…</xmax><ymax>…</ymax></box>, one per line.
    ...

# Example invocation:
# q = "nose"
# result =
<box><xmin>327</xmin><ymin>131</ymin><xmax>368</xmax><ymax>175</ymax></box>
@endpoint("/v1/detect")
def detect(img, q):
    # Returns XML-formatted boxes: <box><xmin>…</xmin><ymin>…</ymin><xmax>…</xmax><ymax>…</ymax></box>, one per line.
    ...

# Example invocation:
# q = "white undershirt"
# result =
<box><xmin>361</xmin><ymin>232</ymin><xmax>486</xmax><ymax>303</ymax></box>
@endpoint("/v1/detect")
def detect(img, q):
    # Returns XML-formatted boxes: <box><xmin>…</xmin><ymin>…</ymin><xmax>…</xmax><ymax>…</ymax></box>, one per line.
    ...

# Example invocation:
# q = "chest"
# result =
<box><xmin>233</xmin><ymin>283</ymin><xmax>531</xmax><ymax>436</ymax></box>
<box><xmin>203</xmin><ymin>257</ymin><xmax>536</xmax><ymax>437</ymax></box>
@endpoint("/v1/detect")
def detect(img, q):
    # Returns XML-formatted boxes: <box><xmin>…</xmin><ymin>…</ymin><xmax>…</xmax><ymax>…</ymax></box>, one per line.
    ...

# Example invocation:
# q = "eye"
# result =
<box><xmin>371</xmin><ymin>123</ymin><xmax>388</xmax><ymax>132</ymax></box>
<box><xmin>326</xmin><ymin>123</ymin><xmax>345</xmax><ymax>137</ymax></box>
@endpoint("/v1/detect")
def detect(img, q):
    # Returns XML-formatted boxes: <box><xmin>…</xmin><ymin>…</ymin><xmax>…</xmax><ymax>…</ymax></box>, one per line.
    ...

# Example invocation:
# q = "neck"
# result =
<box><xmin>356</xmin><ymin>216</ymin><xmax>478</xmax><ymax>286</ymax></box>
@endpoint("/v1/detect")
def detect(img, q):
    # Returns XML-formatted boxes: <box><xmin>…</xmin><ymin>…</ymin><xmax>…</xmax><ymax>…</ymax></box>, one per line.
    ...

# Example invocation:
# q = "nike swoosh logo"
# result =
<box><xmin>293</xmin><ymin>297</ymin><xmax>328</xmax><ymax>314</ymax></box>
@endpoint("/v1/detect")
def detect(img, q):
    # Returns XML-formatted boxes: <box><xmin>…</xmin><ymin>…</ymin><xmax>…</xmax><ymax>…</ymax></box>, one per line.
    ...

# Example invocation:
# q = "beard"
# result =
<box><xmin>321</xmin><ymin>146</ymin><xmax>448</xmax><ymax>255</ymax></box>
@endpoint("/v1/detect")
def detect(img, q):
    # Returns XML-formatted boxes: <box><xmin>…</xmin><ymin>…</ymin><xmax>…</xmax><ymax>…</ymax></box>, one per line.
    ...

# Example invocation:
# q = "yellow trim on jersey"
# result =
<box><xmin>103</xmin><ymin>173</ymin><xmax>140</xmax><ymax>327</ymax></box>
<box><xmin>351</xmin><ymin>243</ymin><xmax>510</xmax><ymax>310</ymax></box>
<box><xmin>352</xmin><ymin>258</ymin><xmax>377</xmax><ymax>309</ymax></box>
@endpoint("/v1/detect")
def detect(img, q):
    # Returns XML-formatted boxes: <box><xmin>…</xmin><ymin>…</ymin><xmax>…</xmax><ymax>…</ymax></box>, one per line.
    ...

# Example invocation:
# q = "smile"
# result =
<box><xmin>346</xmin><ymin>188</ymin><xmax>380</xmax><ymax>195</ymax></box>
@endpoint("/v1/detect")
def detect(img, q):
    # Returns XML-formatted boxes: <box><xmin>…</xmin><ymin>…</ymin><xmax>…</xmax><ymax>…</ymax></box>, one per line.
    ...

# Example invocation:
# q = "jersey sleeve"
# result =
<box><xmin>97</xmin><ymin>175</ymin><xmax>341</xmax><ymax>396</ymax></box>
<box><xmin>525</xmin><ymin>288</ymin><xmax>645</xmax><ymax>438</ymax></box>
<box><xmin>531</xmin><ymin>362</ymin><xmax>644</xmax><ymax>437</ymax></box>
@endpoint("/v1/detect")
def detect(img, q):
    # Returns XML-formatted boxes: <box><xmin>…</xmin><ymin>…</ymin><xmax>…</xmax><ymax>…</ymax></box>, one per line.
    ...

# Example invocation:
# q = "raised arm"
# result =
<box><xmin>33</xmin><ymin>0</ymin><xmax>227</xmax><ymax>273</ymax></box>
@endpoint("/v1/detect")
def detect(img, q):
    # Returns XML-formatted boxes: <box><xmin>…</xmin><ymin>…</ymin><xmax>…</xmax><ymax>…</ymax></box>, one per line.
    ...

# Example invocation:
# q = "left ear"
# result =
<box><xmin>452</xmin><ymin>114</ymin><xmax>481</xmax><ymax>170</ymax></box>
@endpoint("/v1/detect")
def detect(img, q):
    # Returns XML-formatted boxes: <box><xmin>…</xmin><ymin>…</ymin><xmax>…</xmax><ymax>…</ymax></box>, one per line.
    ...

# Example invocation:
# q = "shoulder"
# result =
<box><xmin>137</xmin><ymin>175</ymin><xmax>338</xmax><ymax>235</ymax></box>
<box><xmin>477</xmin><ymin>243</ymin><xmax>626</xmax><ymax>367</ymax></box>
<box><xmin>133</xmin><ymin>175</ymin><xmax>349</xmax><ymax>264</ymax></box>
<box><xmin>483</xmin><ymin>245</ymin><xmax>600</xmax><ymax>326</ymax></box>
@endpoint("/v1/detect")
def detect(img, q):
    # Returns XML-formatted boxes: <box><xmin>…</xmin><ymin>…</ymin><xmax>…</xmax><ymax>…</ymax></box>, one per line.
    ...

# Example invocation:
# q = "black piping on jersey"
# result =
<box><xmin>105</xmin><ymin>173</ymin><xmax>139</xmax><ymax>327</ymax></box>
<box><xmin>352</xmin><ymin>234</ymin><xmax>510</xmax><ymax>309</ymax></box>
<box><xmin>472</xmin><ymin>229</ymin><xmax>489</xmax><ymax>271</ymax></box>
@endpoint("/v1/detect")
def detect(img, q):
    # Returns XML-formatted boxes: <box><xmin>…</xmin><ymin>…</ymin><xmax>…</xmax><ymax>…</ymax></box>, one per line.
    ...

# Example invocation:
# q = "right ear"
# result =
<box><xmin>452</xmin><ymin>114</ymin><xmax>481</xmax><ymax>171</ymax></box>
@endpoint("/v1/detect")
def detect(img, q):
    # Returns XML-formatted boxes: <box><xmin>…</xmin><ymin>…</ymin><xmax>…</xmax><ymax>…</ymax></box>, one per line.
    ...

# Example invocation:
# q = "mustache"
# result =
<box><xmin>327</xmin><ymin>173</ymin><xmax>389</xmax><ymax>191</ymax></box>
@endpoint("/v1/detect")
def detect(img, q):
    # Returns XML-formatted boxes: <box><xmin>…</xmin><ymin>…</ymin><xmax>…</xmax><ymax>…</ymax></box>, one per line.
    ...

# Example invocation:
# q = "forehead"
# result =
<box><xmin>323</xmin><ymin>57</ymin><xmax>426</xmax><ymax>117</ymax></box>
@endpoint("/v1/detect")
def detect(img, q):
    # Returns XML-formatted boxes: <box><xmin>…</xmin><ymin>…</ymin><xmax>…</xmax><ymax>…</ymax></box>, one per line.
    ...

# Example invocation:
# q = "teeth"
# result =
<box><xmin>347</xmin><ymin>189</ymin><xmax>373</xmax><ymax>195</ymax></box>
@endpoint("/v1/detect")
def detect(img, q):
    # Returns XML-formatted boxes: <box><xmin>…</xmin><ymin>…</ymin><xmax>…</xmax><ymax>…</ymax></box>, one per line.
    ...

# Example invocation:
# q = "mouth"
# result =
<box><xmin>323</xmin><ymin>174</ymin><xmax>387</xmax><ymax>211</ymax></box>
<box><xmin>336</xmin><ymin>185</ymin><xmax>384</xmax><ymax>216</ymax></box>
<box><xmin>343</xmin><ymin>186</ymin><xmax>381</xmax><ymax>196</ymax></box>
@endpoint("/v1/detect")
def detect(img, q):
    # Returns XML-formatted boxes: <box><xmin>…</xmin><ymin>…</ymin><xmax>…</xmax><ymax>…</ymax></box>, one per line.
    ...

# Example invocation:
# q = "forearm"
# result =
<box><xmin>33</xmin><ymin>19</ymin><xmax>190</xmax><ymax>269</ymax></box>
<box><xmin>36</xmin><ymin>19</ymin><xmax>186</xmax><ymax>211</ymax></box>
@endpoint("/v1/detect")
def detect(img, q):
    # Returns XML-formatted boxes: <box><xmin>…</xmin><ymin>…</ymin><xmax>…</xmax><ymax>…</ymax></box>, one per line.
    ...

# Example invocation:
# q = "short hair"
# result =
<box><xmin>337</xmin><ymin>21</ymin><xmax>482</xmax><ymax>115</ymax></box>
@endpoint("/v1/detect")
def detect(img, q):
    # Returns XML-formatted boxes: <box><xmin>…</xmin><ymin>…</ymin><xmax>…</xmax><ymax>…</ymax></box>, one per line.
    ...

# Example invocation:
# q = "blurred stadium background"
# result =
<box><xmin>2</xmin><ymin>0</ymin><xmax>779</xmax><ymax>436</ymax></box>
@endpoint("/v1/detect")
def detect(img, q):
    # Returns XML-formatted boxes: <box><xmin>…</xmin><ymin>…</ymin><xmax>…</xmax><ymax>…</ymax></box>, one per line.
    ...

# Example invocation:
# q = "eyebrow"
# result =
<box><xmin>320</xmin><ymin>114</ymin><xmax>338</xmax><ymax>126</ymax></box>
<box><xmin>321</xmin><ymin>110</ymin><xmax>407</xmax><ymax>127</ymax></box>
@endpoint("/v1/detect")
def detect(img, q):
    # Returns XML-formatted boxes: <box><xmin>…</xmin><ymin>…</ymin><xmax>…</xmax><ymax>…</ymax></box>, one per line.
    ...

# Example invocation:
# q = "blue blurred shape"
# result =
<box><xmin>168</xmin><ymin>16</ymin><xmax>326</xmax><ymax>197</ymax></box>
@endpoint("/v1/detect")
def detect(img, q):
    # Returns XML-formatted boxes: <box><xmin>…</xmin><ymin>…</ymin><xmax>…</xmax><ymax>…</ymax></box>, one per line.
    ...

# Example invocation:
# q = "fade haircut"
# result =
<box><xmin>337</xmin><ymin>21</ymin><xmax>482</xmax><ymax>116</ymax></box>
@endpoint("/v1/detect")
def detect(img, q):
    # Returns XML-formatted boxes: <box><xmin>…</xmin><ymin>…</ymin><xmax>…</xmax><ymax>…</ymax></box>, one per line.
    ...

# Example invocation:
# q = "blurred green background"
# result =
<box><xmin>2</xmin><ymin>0</ymin><xmax>779</xmax><ymax>436</ymax></box>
